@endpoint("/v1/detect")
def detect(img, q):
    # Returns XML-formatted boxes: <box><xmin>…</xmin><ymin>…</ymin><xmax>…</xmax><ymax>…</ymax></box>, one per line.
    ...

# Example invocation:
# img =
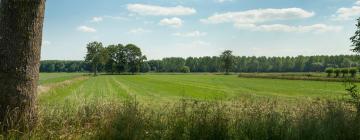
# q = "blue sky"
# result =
<box><xmin>42</xmin><ymin>0</ymin><xmax>360</xmax><ymax>60</ymax></box>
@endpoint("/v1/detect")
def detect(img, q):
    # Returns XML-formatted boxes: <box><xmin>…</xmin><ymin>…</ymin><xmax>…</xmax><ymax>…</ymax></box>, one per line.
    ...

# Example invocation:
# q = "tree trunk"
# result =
<box><xmin>0</xmin><ymin>0</ymin><xmax>46</xmax><ymax>130</ymax></box>
<box><xmin>94</xmin><ymin>64</ymin><xmax>98</xmax><ymax>76</ymax></box>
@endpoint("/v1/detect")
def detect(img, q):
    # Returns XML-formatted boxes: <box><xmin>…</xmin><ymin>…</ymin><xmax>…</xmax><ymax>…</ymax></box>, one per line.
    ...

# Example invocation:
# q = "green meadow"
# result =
<box><xmin>39</xmin><ymin>73</ymin><xmax>348</xmax><ymax>103</ymax></box>
<box><xmin>3</xmin><ymin>73</ymin><xmax>357</xmax><ymax>139</ymax></box>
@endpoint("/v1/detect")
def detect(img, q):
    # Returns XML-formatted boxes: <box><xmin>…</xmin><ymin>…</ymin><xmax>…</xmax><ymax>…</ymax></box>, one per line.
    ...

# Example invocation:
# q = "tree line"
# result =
<box><xmin>40</xmin><ymin>54</ymin><xmax>360</xmax><ymax>73</ymax></box>
<box><xmin>145</xmin><ymin>55</ymin><xmax>360</xmax><ymax>73</ymax></box>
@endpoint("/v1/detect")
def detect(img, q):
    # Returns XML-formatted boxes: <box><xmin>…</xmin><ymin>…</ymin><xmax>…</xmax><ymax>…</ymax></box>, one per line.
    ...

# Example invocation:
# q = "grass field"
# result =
<box><xmin>3</xmin><ymin>73</ymin><xmax>359</xmax><ymax>139</ymax></box>
<box><xmin>39</xmin><ymin>73</ymin><xmax>348</xmax><ymax>104</ymax></box>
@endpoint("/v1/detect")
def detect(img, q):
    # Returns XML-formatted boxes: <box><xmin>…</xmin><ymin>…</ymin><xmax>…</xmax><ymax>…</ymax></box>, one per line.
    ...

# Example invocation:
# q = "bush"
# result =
<box><xmin>334</xmin><ymin>69</ymin><xmax>341</xmax><ymax>77</ymax></box>
<box><xmin>341</xmin><ymin>68</ymin><xmax>350</xmax><ymax>77</ymax></box>
<box><xmin>180</xmin><ymin>66</ymin><xmax>190</xmax><ymax>73</ymax></box>
<box><xmin>325</xmin><ymin>68</ymin><xmax>334</xmax><ymax>77</ymax></box>
<box><xmin>349</xmin><ymin>68</ymin><xmax>358</xmax><ymax>77</ymax></box>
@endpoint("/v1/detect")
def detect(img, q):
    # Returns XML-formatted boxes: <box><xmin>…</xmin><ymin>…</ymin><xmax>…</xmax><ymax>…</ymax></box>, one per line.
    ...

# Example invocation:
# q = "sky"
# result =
<box><xmin>41</xmin><ymin>0</ymin><xmax>360</xmax><ymax>60</ymax></box>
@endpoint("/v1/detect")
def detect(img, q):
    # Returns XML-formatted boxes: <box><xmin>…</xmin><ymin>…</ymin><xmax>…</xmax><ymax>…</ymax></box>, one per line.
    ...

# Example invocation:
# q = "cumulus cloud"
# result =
<box><xmin>159</xmin><ymin>17</ymin><xmax>183</xmax><ymax>28</ymax></box>
<box><xmin>234</xmin><ymin>24</ymin><xmax>342</xmax><ymax>33</ymax></box>
<box><xmin>333</xmin><ymin>1</ymin><xmax>360</xmax><ymax>20</ymax></box>
<box><xmin>201</xmin><ymin>8</ymin><xmax>314</xmax><ymax>24</ymax></box>
<box><xmin>127</xmin><ymin>4</ymin><xmax>196</xmax><ymax>16</ymax></box>
<box><xmin>91</xmin><ymin>17</ymin><xmax>103</xmax><ymax>22</ymax></box>
<box><xmin>77</xmin><ymin>26</ymin><xmax>96</xmax><ymax>33</ymax></box>
<box><xmin>173</xmin><ymin>31</ymin><xmax>207</xmax><ymax>37</ymax></box>
<box><xmin>129</xmin><ymin>28</ymin><xmax>151</xmax><ymax>34</ymax></box>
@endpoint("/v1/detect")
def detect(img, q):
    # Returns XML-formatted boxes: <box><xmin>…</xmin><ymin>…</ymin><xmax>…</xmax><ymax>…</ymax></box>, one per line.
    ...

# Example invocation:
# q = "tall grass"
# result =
<box><xmin>1</xmin><ymin>97</ymin><xmax>359</xmax><ymax>140</ymax></box>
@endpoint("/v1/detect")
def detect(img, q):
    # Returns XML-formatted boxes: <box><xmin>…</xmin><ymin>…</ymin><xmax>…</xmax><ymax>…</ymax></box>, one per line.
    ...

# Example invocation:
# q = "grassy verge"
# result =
<box><xmin>238</xmin><ymin>72</ymin><xmax>360</xmax><ymax>82</ymax></box>
<box><xmin>1</xmin><ymin>97</ymin><xmax>360</xmax><ymax>140</ymax></box>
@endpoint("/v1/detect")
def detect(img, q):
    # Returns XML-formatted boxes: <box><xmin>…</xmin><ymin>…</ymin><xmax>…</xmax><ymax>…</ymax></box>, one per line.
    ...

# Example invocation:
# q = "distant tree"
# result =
<box><xmin>85</xmin><ymin>41</ymin><xmax>107</xmax><ymax>76</ymax></box>
<box><xmin>140</xmin><ymin>62</ymin><xmax>151</xmax><ymax>73</ymax></box>
<box><xmin>350</xmin><ymin>68</ymin><xmax>358</xmax><ymax>77</ymax></box>
<box><xmin>311</xmin><ymin>62</ymin><xmax>324</xmax><ymax>72</ymax></box>
<box><xmin>294</xmin><ymin>55</ymin><xmax>305</xmax><ymax>72</ymax></box>
<box><xmin>351</xmin><ymin>17</ymin><xmax>360</xmax><ymax>53</ymax></box>
<box><xmin>220</xmin><ymin>50</ymin><xmax>234</xmax><ymax>74</ymax></box>
<box><xmin>48</xmin><ymin>64</ymin><xmax>56</xmax><ymax>72</ymax></box>
<box><xmin>334</xmin><ymin>68</ymin><xmax>341</xmax><ymax>78</ymax></box>
<box><xmin>104</xmin><ymin>45</ymin><xmax>119</xmax><ymax>74</ymax></box>
<box><xmin>325</xmin><ymin>68</ymin><xmax>334</xmax><ymax>77</ymax></box>
<box><xmin>125</xmin><ymin>44</ymin><xmax>147</xmax><ymax>74</ymax></box>
<box><xmin>341</xmin><ymin>68</ymin><xmax>350</xmax><ymax>77</ymax></box>
<box><xmin>180</xmin><ymin>66</ymin><xmax>190</xmax><ymax>73</ymax></box>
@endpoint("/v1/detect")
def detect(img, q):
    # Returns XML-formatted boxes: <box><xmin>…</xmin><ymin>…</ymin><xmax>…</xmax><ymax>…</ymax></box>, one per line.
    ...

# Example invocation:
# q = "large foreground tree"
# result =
<box><xmin>0</xmin><ymin>0</ymin><xmax>46</xmax><ymax>129</ymax></box>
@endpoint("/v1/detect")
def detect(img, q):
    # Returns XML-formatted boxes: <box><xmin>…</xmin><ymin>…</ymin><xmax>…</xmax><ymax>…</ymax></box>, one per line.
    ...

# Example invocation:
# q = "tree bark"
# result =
<box><xmin>0</xmin><ymin>0</ymin><xmax>46</xmax><ymax>129</ymax></box>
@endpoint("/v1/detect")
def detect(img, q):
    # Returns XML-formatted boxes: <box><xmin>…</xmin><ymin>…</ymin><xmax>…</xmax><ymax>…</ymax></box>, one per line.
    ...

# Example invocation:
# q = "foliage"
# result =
<box><xmin>341</xmin><ymin>68</ymin><xmax>350</xmax><ymax>77</ymax></box>
<box><xmin>349</xmin><ymin>68</ymin><xmax>358</xmax><ymax>77</ymax></box>
<box><xmin>40</xmin><ymin>60</ymin><xmax>89</xmax><ymax>72</ymax></box>
<box><xmin>325</xmin><ymin>68</ymin><xmax>334</xmax><ymax>77</ymax></box>
<box><xmin>147</xmin><ymin>55</ymin><xmax>360</xmax><ymax>73</ymax></box>
<box><xmin>351</xmin><ymin>17</ymin><xmax>360</xmax><ymax>53</ymax></box>
<box><xmin>180</xmin><ymin>66</ymin><xmax>190</xmax><ymax>73</ymax></box>
<box><xmin>84</xmin><ymin>42</ymin><xmax>146</xmax><ymax>74</ymax></box>
<box><xmin>344</xmin><ymin>77</ymin><xmax>360</xmax><ymax>111</ymax></box>
<box><xmin>41</xmin><ymin>55</ymin><xmax>360</xmax><ymax>73</ymax></box>
<box><xmin>220</xmin><ymin>50</ymin><xmax>234</xmax><ymax>74</ymax></box>
<box><xmin>85</xmin><ymin>41</ymin><xmax>108</xmax><ymax>76</ymax></box>
<box><xmin>334</xmin><ymin>68</ymin><xmax>341</xmax><ymax>77</ymax></box>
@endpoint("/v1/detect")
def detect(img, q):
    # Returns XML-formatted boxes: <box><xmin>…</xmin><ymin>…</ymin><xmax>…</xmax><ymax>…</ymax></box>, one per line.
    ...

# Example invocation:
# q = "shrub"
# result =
<box><xmin>325</xmin><ymin>68</ymin><xmax>334</xmax><ymax>77</ymax></box>
<box><xmin>350</xmin><ymin>68</ymin><xmax>358</xmax><ymax>77</ymax></box>
<box><xmin>180</xmin><ymin>66</ymin><xmax>190</xmax><ymax>73</ymax></box>
<box><xmin>341</xmin><ymin>68</ymin><xmax>350</xmax><ymax>77</ymax></box>
<box><xmin>334</xmin><ymin>69</ymin><xmax>341</xmax><ymax>77</ymax></box>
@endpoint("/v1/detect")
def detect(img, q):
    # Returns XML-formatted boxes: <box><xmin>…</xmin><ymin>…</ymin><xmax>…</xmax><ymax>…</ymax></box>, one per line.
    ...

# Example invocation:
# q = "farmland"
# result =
<box><xmin>2</xmin><ymin>73</ymin><xmax>358</xmax><ymax>140</ymax></box>
<box><xmin>38</xmin><ymin>73</ymin><xmax>348</xmax><ymax>104</ymax></box>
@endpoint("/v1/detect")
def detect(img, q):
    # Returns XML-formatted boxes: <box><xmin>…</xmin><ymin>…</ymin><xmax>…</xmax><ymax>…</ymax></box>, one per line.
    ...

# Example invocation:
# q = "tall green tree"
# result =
<box><xmin>0</xmin><ymin>0</ymin><xmax>46</xmax><ymax>129</ymax></box>
<box><xmin>220</xmin><ymin>50</ymin><xmax>234</xmax><ymax>74</ymax></box>
<box><xmin>351</xmin><ymin>17</ymin><xmax>360</xmax><ymax>53</ymax></box>
<box><xmin>85</xmin><ymin>41</ymin><xmax>107</xmax><ymax>76</ymax></box>
<box><xmin>125</xmin><ymin>44</ymin><xmax>147</xmax><ymax>74</ymax></box>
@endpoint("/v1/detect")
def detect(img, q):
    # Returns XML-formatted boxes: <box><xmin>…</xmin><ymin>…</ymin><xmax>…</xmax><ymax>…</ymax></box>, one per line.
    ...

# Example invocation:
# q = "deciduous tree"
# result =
<box><xmin>220</xmin><ymin>50</ymin><xmax>234</xmax><ymax>74</ymax></box>
<box><xmin>0</xmin><ymin>0</ymin><xmax>46</xmax><ymax>129</ymax></box>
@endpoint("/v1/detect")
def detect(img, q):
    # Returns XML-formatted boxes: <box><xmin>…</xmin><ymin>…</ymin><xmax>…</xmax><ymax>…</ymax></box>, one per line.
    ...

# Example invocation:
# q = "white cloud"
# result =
<box><xmin>200</xmin><ymin>8</ymin><xmax>340</xmax><ymax>33</ymax></box>
<box><xmin>77</xmin><ymin>26</ymin><xmax>96</xmax><ymax>33</ymax></box>
<box><xmin>103</xmin><ymin>15</ymin><xmax>128</xmax><ymax>20</ymax></box>
<box><xmin>333</xmin><ymin>1</ymin><xmax>360</xmax><ymax>20</ymax></box>
<box><xmin>234</xmin><ymin>23</ymin><xmax>342</xmax><ymax>33</ymax></box>
<box><xmin>215</xmin><ymin>0</ymin><xmax>233</xmax><ymax>3</ymax></box>
<box><xmin>356</xmin><ymin>1</ymin><xmax>360</xmax><ymax>5</ymax></box>
<box><xmin>201</xmin><ymin>8</ymin><xmax>314</xmax><ymax>24</ymax></box>
<box><xmin>91</xmin><ymin>17</ymin><xmax>103</xmax><ymax>22</ymax></box>
<box><xmin>159</xmin><ymin>17</ymin><xmax>183</xmax><ymax>28</ymax></box>
<box><xmin>173</xmin><ymin>31</ymin><xmax>207</xmax><ymax>37</ymax></box>
<box><xmin>127</xmin><ymin>4</ymin><xmax>196</xmax><ymax>16</ymax></box>
<box><xmin>129</xmin><ymin>28</ymin><xmax>151</xmax><ymax>34</ymax></box>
